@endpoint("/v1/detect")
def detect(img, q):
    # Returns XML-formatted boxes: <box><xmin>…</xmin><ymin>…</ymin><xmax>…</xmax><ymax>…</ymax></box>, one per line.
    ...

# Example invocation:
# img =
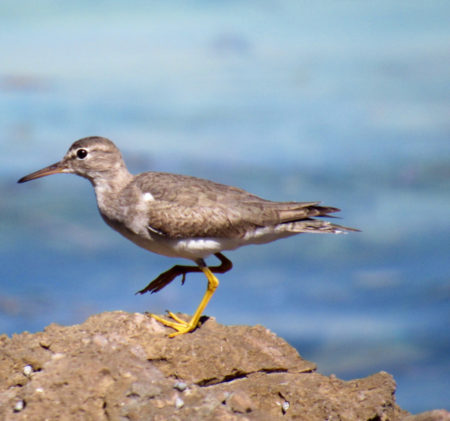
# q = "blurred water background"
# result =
<box><xmin>1</xmin><ymin>0</ymin><xmax>449</xmax><ymax>413</ymax></box>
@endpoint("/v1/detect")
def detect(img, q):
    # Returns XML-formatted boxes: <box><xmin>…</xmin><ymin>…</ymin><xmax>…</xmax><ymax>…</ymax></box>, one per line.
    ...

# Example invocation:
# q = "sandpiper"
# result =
<box><xmin>18</xmin><ymin>136</ymin><xmax>358</xmax><ymax>336</ymax></box>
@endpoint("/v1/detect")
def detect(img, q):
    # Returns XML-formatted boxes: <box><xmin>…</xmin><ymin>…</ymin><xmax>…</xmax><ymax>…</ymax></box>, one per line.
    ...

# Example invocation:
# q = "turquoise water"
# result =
<box><xmin>1</xmin><ymin>1</ymin><xmax>449</xmax><ymax>413</ymax></box>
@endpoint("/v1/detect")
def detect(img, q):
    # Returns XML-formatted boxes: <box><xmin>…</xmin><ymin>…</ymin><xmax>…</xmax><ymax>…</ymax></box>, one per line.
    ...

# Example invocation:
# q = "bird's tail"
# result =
<box><xmin>286</xmin><ymin>219</ymin><xmax>360</xmax><ymax>234</ymax></box>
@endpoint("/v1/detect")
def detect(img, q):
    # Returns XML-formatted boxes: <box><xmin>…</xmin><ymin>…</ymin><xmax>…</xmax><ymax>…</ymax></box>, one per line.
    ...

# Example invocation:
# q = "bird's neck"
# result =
<box><xmin>91</xmin><ymin>167</ymin><xmax>134</xmax><ymax>215</ymax></box>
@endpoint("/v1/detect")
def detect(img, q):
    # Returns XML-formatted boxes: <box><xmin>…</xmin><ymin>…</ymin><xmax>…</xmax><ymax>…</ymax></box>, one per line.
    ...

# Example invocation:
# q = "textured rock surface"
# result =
<box><xmin>0</xmin><ymin>311</ymin><xmax>446</xmax><ymax>420</ymax></box>
<box><xmin>402</xmin><ymin>411</ymin><xmax>450</xmax><ymax>421</ymax></box>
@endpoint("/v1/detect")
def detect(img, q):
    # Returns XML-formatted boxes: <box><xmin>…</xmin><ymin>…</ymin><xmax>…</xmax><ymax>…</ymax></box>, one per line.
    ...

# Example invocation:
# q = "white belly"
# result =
<box><xmin>121</xmin><ymin>227</ymin><xmax>297</xmax><ymax>261</ymax></box>
<box><xmin>100</xmin><ymin>207</ymin><xmax>298</xmax><ymax>261</ymax></box>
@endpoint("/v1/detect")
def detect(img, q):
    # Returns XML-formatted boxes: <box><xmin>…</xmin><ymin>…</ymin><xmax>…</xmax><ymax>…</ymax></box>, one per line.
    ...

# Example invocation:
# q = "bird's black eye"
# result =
<box><xmin>76</xmin><ymin>149</ymin><xmax>88</xmax><ymax>159</ymax></box>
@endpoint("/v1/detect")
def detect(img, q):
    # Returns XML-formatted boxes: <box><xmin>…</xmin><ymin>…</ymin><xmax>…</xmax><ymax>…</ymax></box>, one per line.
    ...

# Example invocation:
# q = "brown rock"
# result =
<box><xmin>402</xmin><ymin>410</ymin><xmax>450</xmax><ymax>421</ymax></box>
<box><xmin>0</xmin><ymin>311</ymin><xmax>442</xmax><ymax>420</ymax></box>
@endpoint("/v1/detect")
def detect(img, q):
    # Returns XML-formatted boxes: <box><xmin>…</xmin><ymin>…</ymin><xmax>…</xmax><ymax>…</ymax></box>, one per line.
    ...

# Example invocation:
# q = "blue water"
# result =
<box><xmin>1</xmin><ymin>1</ymin><xmax>449</xmax><ymax>413</ymax></box>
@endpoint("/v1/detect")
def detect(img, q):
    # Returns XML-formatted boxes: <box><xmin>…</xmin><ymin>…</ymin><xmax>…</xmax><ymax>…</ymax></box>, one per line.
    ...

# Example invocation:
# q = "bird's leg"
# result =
<box><xmin>136</xmin><ymin>265</ymin><xmax>201</xmax><ymax>295</ymax></box>
<box><xmin>150</xmin><ymin>262</ymin><xmax>219</xmax><ymax>337</ymax></box>
<box><xmin>137</xmin><ymin>252</ymin><xmax>232</xmax><ymax>294</ymax></box>
<box><xmin>212</xmin><ymin>252</ymin><xmax>233</xmax><ymax>273</ymax></box>
<box><xmin>149</xmin><ymin>253</ymin><xmax>232</xmax><ymax>337</ymax></box>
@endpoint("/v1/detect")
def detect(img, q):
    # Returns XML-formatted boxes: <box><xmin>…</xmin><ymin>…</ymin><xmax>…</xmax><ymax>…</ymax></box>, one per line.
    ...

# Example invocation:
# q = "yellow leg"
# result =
<box><xmin>150</xmin><ymin>266</ymin><xmax>219</xmax><ymax>337</ymax></box>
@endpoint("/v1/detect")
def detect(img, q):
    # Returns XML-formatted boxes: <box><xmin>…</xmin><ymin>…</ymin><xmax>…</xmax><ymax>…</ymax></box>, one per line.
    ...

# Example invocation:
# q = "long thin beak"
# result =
<box><xmin>18</xmin><ymin>162</ymin><xmax>66</xmax><ymax>183</ymax></box>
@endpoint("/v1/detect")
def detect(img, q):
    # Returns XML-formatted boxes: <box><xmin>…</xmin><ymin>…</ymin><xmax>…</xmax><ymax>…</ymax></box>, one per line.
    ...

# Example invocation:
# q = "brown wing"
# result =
<box><xmin>131</xmin><ymin>172</ymin><xmax>342</xmax><ymax>239</ymax></box>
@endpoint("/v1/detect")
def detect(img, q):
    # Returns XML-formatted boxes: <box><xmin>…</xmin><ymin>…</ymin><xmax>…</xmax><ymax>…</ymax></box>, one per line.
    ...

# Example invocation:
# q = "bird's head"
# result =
<box><xmin>18</xmin><ymin>136</ymin><xmax>127</xmax><ymax>184</ymax></box>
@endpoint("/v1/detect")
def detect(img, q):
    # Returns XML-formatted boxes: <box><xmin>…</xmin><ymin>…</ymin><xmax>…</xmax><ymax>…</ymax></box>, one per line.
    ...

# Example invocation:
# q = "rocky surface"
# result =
<box><xmin>0</xmin><ymin>311</ymin><xmax>447</xmax><ymax>420</ymax></box>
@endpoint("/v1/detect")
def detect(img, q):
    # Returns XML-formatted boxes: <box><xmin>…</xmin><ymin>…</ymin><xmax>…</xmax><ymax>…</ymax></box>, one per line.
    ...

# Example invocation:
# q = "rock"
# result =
<box><xmin>402</xmin><ymin>410</ymin><xmax>450</xmax><ymax>421</ymax></box>
<box><xmin>0</xmin><ymin>311</ymin><xmax>445</xmax><ymax>420</ymax></box>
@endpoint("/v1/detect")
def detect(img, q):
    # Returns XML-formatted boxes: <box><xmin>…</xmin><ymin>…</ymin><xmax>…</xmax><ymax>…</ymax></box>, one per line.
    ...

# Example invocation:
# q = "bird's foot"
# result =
<box><xmin>150</xmin><ymin>312</ymin><xmax>199</xmax><ymax>337</ymax></box>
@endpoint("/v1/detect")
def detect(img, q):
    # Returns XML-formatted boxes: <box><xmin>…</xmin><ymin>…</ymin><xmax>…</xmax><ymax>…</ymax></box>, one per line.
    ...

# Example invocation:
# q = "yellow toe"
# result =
<box><xmin>166</xmin><ymin>311</ymin><xmax>188</xmax><ymax>324</ymax></box>
<box><xmin>150</xmin><ymin>312</ymin><xmax>198</xmax><ymax>336</ymax></box>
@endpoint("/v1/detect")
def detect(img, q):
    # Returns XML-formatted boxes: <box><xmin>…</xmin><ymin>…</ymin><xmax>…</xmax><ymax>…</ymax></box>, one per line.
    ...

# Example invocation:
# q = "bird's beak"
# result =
<box><xmin>18</xmin><ymin>161</ymin><xmax>66</xmax><ymax>183</ymax></box>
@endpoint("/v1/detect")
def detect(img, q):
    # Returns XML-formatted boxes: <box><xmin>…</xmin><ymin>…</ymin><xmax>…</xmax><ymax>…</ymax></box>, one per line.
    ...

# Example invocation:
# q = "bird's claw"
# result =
<box><xmin>150</xmin><ymin>312</ymin><xmax>198</xmax><ymax>337</ymax></box>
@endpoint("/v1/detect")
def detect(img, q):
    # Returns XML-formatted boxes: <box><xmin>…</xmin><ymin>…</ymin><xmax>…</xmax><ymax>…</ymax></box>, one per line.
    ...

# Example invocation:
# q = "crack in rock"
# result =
<box><xmin>197</xmin><ymin>367</ymin><xmax>289</xmax><ymax>387</ymax></box>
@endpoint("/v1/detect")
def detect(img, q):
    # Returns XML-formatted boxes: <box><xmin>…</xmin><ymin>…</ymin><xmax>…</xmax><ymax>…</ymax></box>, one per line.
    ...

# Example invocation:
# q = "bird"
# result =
<box><xmin>18</xmin><ymin>136</ymin><xmax>358</xmax><ymax>337</ymax></box>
